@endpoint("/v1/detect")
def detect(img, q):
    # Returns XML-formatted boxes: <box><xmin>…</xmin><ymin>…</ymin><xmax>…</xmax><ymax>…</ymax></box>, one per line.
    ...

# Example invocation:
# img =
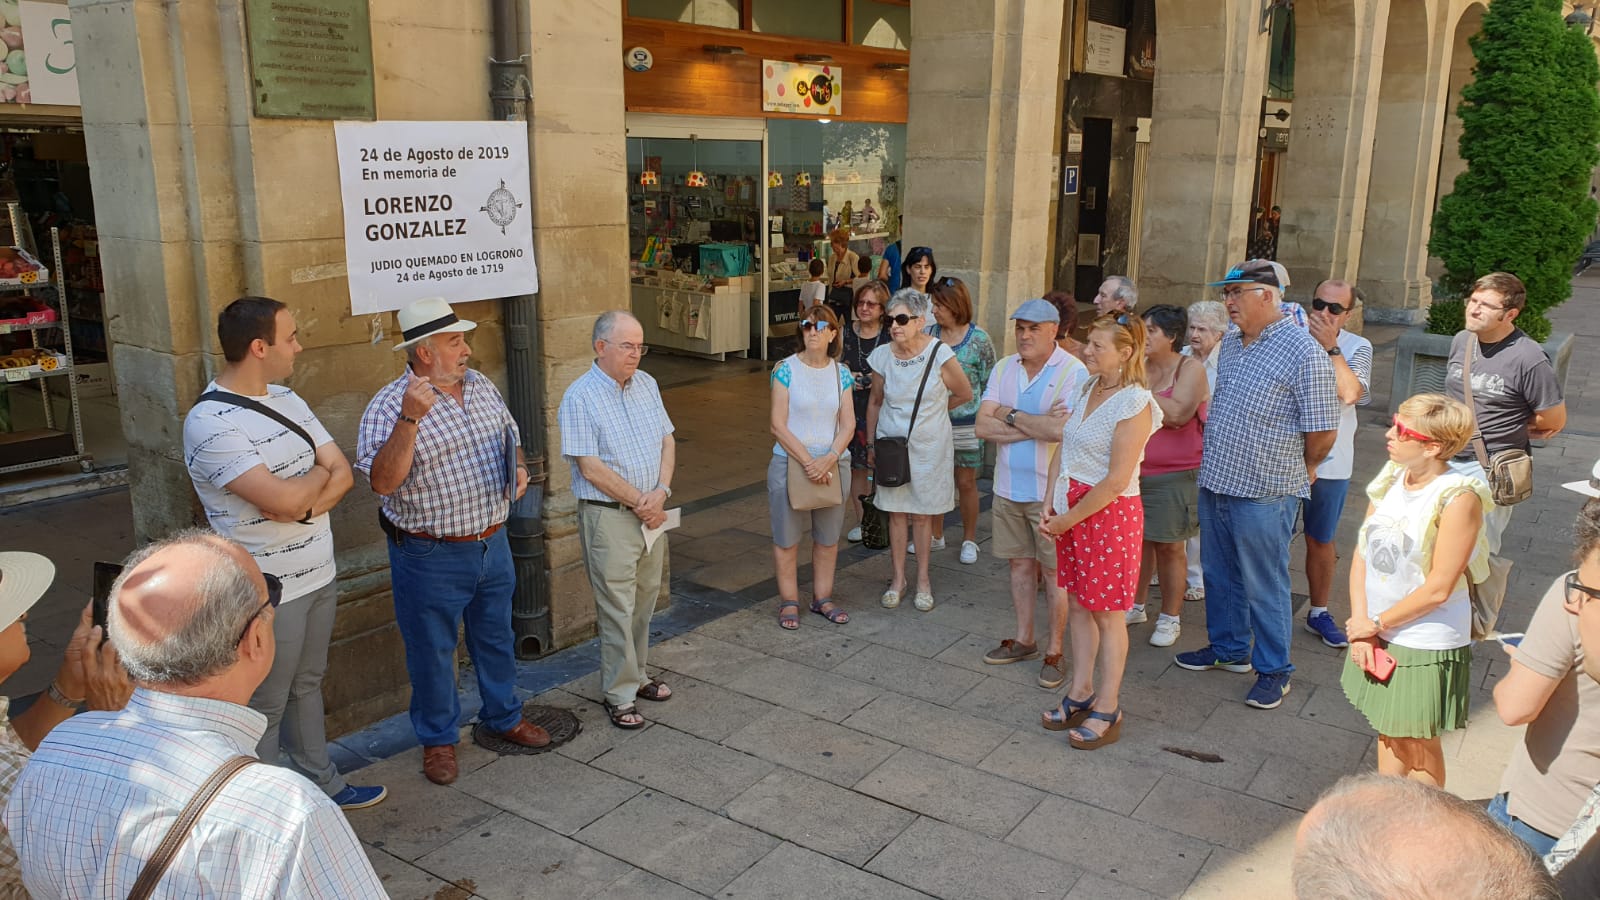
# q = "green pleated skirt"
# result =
<box><xmin>1340</xmin><ymin>642</ymin><xmax>1473</xmax><ymax>739</ymax></box>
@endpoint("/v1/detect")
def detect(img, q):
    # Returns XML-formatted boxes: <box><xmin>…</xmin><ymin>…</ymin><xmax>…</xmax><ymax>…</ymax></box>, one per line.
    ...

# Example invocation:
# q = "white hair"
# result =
<box><xmin>1293</xmin><ymin>774</ymin><xmax>1559</xmax><ymax>900</ymax></box>
<box><xmin>886</xmin><ymin>288</ymin><xmax>930</xmax><ymax>320</ymax></box>
<box><xmin>1187</xmin><ymin>300</ymin><xmax>1227</xmax><ymax>333</ymax></box>
<box><xmin>593</xmin><ymin>310</ymin><xmax>639</xmax><ymax>344</ymax></box>
<box><xmin>1106</xmin><ymin>275</ymin><xmax>1137</xmax><ymax>307</ymax></box>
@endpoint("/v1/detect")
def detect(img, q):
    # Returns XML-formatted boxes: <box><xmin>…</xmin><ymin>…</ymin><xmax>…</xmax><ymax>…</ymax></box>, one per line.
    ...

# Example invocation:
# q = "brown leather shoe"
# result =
<box><xmin>490</xmin><ymin>719</ymin><xmax>552</xmax><ymax>749</ymax></box>
<box><xmin>422</xmin><ymin>744</ymin><xmax>458</xmax><ymax>785</ymax></box>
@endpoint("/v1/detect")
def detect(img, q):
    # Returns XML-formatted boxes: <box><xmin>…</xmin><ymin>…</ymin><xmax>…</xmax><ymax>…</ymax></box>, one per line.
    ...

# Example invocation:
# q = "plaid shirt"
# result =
<box><xmin>5</xmin><ymin>690</ymin><xmax>386</xmax><ymax>899</ymax></box>
<box><xmin>0</xmin><ymin>699</ymin><xmax>28</xmax><ymax>899</ymax></box>
<box><xmin>1199</xmin><ymin>316</ymin><xmax>1340</xmax><ymax>500</ymax></box>
<box><xmin>559</xmin><ymin>362</ymin><xmax>674</xmax><ymax>501</ymax></box>
<box><xmin>356</xmin><ymin>368</ymin><xmax>521</xmax><ymax>535</ymax></box>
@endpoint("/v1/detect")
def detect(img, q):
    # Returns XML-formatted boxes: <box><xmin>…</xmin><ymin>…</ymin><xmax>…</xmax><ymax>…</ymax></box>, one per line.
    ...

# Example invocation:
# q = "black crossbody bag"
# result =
<box><xmin>873</xmin><ymin>347</ymin><xmax>940</xmax><ymax>488</ymax></box>
<box><xmin>196</xmin><ymin>390</ymin><xmax>318</xmax><ymax>524</ymax></box>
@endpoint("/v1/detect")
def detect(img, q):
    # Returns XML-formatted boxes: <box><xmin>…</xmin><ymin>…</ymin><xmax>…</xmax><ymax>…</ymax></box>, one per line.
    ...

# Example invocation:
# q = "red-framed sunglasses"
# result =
<box><xmin>1391</xmin><ymin>415</ymin><xmax>1435</xmax><ymax>443</ymax></box>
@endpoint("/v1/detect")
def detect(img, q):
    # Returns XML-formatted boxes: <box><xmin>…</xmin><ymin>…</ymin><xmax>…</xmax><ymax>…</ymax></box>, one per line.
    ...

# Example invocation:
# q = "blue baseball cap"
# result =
<box><xmin>1009</xmin><ymin>298</ymin><xmax>1060</xmax><ymax>324</ymax></box>
<box><xmin>1208</xmin><ymin>259</ymin><xmax>1290</xmax><ymax>290</ymax></box>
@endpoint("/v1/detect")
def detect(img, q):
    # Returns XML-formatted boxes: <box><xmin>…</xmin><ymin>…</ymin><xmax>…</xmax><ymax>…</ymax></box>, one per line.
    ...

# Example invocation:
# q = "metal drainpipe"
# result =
<box><xmin>490</xmin><ymin>0</ymin><xmax>551</xmax><ymax>658</ymax></box>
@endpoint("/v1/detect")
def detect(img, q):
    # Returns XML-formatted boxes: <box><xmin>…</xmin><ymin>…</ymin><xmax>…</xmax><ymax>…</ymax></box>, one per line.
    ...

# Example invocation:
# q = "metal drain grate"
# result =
<box><xmin>471</xmin><ymin>702</ymin><xmax>582</xmax><ymax>755</ymax></box>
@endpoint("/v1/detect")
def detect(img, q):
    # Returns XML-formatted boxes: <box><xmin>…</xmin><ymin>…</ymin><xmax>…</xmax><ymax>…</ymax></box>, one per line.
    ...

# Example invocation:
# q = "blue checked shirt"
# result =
<box><xmin>5</xmin><ymin>690</ymin><xmax>386</xmax><ymax>899</ymax></box>
<box><xmin>1199</xmin><ymin>316</ymin><xmax>1340</xmax><ymax>500</ymax></box>
<box><xmin>356</xmin><ymin>367</ymin><xmax>521</xmax><ymax>536</ymax></box>
<box><xmin>560</xmin><ymin>362</ymin><xmax>675</xmax><ymax>501</ymax></box>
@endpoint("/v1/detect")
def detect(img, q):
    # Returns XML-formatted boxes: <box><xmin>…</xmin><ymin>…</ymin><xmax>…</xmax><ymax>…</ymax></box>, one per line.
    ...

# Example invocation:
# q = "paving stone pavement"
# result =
<box><xmin>340</xmin><ymin>285</ymin><xmax>1600</xmax><ymax>897</ymax></box>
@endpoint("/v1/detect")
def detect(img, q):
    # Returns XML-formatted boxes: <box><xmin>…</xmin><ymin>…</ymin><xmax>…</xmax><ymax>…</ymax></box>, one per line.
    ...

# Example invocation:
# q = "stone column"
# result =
<box><xmin>1272</xmin><ymin>0</ymin><xmax>1386</xmax><ymax>294</ymax></box>
<box><xmin>904</xmin><ymin>0</ymin><xmax>1065</xmax><ymax>348</ymax></box>
<box><xmin>521</xmin><ymin>0</ymin><xmax>633</xmax><ymax>646</ymax></box>
<box><xmin>1137</xmin><ymin>3</ymin><xmax>1271</xmax><ymax>307</ymax></box>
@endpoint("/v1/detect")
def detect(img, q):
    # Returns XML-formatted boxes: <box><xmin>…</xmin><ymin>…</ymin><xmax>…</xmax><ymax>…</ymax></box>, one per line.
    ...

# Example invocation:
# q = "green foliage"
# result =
<box><xmin>1427</xmin><ymin>0</ymin><xmax>1600</xmax><ymax>343</ymax></box>
<box><xmin>1424</xmin><ymin>298</ymin><xmax>1467</xmax><ymax>336</ymax></box>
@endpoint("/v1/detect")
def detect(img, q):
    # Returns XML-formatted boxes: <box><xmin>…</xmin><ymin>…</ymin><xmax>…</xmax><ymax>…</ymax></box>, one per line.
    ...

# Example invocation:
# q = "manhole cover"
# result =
<box><xmin>472</xmin><ymin>702</ymin><xmax>582</xmax><ymax>755</ymax></box>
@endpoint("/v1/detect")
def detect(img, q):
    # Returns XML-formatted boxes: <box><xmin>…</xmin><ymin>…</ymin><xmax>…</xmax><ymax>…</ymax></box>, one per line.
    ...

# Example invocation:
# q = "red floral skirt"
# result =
<box><xmin>1055</xmin><ymin>479</ymin><xmax>1145</xmax><ymax>611</ymax></box>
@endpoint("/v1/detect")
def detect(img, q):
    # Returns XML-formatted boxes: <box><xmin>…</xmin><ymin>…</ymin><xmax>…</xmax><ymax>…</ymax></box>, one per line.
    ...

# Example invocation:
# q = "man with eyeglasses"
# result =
<box><xmin>357</xmin><ymin>297</ymin><xmax>547</xmax><ymax>787</ymax></box>
<box><xmin>1491</xmin><ymin>497</ymin><xmax>1600</xmax><ymax>868</ymax></box>
<box><xmin>1444</xmin><ymin>271</ymin><xmax>1566</xmax><ymax>554</ymax></box>
<box><xmin>1299</xmin><ymin>280</ymin><xmax>1373</xmax><ymax>650</ymax></box>
<box><xmin>1176</xmin><ymin>259</ymin><xmax>1340</xmax><ymax>711</ymax></box>
<box><xmin>182</xmin><ymin>296</ymin><xmax>384</xmax><ymax>809</ymax></box>
<box><xmin>559</xmin><ymin>310</ymin><xmax>677</xmax><ymax>731</ymax></box>
<box><xmin>5</xmin><ymin>532</ymin><xmax>388</xmax><ymax>898</ymax></box>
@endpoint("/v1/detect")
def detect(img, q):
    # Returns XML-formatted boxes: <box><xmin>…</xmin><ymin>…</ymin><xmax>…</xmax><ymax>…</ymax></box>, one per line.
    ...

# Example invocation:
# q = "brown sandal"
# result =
<box><xmin>637</xmin><ymin>677</ymin><xmax>672</xmax><ymax>702</ymax></box>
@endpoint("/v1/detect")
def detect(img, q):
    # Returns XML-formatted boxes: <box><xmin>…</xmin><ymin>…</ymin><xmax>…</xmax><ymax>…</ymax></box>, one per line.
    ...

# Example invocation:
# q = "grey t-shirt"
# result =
<box><xmin>1445</xmin><ymin>328</ymin><xmax>1563</xmax><ymax>456</ymax></box>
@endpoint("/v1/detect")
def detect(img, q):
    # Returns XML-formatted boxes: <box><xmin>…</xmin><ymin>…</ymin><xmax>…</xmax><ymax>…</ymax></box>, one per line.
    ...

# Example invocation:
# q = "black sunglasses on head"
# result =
<box><xmin>236</xmin><ymin>573</ymin><xmax>283</xmax><ymax>645</ymax></box>
<box><xmin>887</xmin><ymin>313</ymin><xmax>920</xmax><ymax>326</ymax></box>
<box><xmin>1311</xmin><ymin>297</ymin><xmax>1350</xmax><ymax>316</ymax></box>
<box><xmin>910</xmin><ymin>246</ymin><xmax>933</xmax><ymax>255</ymax></box>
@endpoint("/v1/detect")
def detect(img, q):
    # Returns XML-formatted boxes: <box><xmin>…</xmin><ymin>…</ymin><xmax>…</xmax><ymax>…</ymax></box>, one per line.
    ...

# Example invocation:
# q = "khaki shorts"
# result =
<box><xmin>991</xmin><ymin>495</ymin><xmax>1055</xmax><ymax>569</ymax></box>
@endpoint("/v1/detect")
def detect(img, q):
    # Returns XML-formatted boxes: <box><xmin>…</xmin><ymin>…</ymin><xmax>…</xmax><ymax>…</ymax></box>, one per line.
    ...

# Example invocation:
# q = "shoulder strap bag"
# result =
<box><xmin>1462</xmin><ymin>338</ymin><xmax>1534</xmax><ymax>507</ymax></box>
<box><xmin>196</xmin><ymin>390</ymin><xmax>319</xmax><ymax>525</ymax></box>
<box><xmin>873</xmin><ymin>345</ymin><xmax>940</xmax><ymax>488</ymax></box>
<box><xmin>786</xmin><ymin>364</ymin><xmax>849</xmax><ymax>512</ymax></box>
<box><xmin>127</xmin><ymin>755</ymin><xmax>257</xmax><ymax>900</ymax></box>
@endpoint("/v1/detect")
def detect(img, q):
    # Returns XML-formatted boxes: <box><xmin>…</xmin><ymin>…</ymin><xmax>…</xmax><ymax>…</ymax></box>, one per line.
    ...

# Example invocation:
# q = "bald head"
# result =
<box><xmin>109</xmin><ymin>531</ymin><xmax>270</xmax><ymax>688</ymax></box>
<box><xmin>1294</xmin><ymin>774</ymin><xmax>1558</xmax><ymax>900</ymax></box>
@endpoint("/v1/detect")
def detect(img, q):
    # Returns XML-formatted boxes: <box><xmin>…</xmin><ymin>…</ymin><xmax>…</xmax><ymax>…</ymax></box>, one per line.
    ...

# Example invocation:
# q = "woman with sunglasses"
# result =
<box><xmin>1128</xmin><ymin>304</ymin><xmax>1208</xmax><ymax>648</ymax></box>
<box><xmin>866</xmin><ymin>288</ymin><xmax>973</xmax><ymax>611</ymax></box>
<box><xmin>843</xmin><ymin>281</ymin><xmax>893</xmax><ymax>543</ymax></box>
<box><xmin>927</xmin><ymin>277</ymin><xmax>996</xmax><ymax>564</ymax></box>
<box><xmin>768</xmin><ymin>305</ymin><xmax>856</xmax><ymax>630</ymax></box>
<box><xmin>901</xmin><ymin>246</ymin><xmax>937</xmax><ymax>296</ymax></box>
<box><xmin>1341</xmin><ymin>394</ymin><xmax>1489</xmax><ymax>786</ymax></box>
<box><xmin>1039</xmin><ymin>314</ymin><xmax>1160</xmax><ymax>750</ymax></box>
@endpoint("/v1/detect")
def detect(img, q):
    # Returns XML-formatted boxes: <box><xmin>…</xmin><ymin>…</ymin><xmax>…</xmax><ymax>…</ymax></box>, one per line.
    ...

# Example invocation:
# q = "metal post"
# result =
<box><xmin>491</xmin><ymin>0</ymin><xmax>551</xmax><ymax>658</ymax></box>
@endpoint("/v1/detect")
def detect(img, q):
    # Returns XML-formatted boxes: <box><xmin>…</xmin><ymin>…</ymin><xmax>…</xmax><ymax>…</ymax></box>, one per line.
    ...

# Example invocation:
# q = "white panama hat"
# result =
<box><xmin>1563</xmin><ymin>459</ymin><xmax>1600</xmax><ymax>499</ymax></box>
<box><xmin>0</xmin><ymin>552</ymin><xmax>54</xmax><ymax>632</ymax></box>
<box><xmin>393</xmin><ymin>297</ymin><xmax>476</xmax><ymax>351</ymax></box>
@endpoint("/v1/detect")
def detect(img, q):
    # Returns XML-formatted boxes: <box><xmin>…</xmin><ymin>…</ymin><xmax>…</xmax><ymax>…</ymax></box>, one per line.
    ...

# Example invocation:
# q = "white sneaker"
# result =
<box><xmin>908</xmin><ymin>537</ymin><xmax>947</xmax><ymax>555</ymax></box>
<box><xmin>1184</xmin><ymin>586</ymin><xmax>1205</xmax><ymax>603</ymax></box>
<box><xmin>959</xmin><ymin>540</ymin><xmax>979</xmax><ymax>564</ymax></box>
<box><xmin>1149</xmin><ymin>618</ymin><xmax>1182</xmax><ymax>647</ymax></box>
<box><xmin>1125</xmin><ymin>605</ymin><xmax>1148</xmax><ymax>625</ymax></box>
<box><xmin>847</xmin><ymin>526</ymin><xmax>863</xmax><ymax>543</ymax></box>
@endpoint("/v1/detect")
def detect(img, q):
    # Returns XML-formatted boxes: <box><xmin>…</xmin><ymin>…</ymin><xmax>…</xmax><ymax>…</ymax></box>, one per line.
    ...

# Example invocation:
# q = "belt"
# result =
<box><xmin>580</xmin><ymin>498</ymin><xmax>623</xmax><ymax>510</ymax></box>
<box><xmin>400</xmin><ymin>522</ymin><xmax>504</xmax><ymax>543</ymax></box>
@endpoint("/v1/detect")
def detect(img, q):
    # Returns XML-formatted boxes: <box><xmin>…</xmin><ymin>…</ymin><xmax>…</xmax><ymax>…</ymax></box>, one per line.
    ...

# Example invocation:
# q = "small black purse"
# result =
<box><xmin>873</xmin><ymin>346</ymin><xmax>940</xmax><ymax>488</ymax></box>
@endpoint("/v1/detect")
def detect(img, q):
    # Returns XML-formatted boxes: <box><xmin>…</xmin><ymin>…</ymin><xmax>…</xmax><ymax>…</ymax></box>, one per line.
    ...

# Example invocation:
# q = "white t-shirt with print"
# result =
<box><xmin>183</xmin><ymin>382</ymin><xmax>336</xmax><ymax>604</ymax></box>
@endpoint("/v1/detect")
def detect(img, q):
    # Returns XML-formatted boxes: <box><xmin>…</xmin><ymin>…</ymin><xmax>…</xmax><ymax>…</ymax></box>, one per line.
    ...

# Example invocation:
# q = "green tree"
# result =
<box><xmin>1427</xmin><ymin>0</ymin><xmax>1600</xmax><ymax>342</ymax></box>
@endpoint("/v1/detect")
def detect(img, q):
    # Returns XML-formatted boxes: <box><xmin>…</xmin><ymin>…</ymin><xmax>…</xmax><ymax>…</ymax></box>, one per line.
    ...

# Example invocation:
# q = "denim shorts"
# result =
<box><xmin>1301</xmin><ymin>477</ymin><xmax>1350</xmax><ymax>544</ymax></box>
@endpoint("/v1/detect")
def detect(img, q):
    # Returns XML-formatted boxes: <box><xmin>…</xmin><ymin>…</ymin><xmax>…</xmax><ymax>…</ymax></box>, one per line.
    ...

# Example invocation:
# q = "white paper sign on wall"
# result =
<box><xmin>19</xmin><ymin>1</ymin><xmax>78</xmax><ymax>106</ymax></box>
<box><xmin>334</xmin><ymin>121</ymin><xmax>538</xmax><ymax>315</ymax></box>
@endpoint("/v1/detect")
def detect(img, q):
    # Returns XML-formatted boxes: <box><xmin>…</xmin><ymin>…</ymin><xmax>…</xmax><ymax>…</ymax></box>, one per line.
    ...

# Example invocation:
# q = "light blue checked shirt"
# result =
<box><xmin>5</xmin><ymin>690</ymin><xmax>385</xmax><ymax>899</ymax></box>
<box><xmin>356</xmin><ymin>367</ymin><xmax>521</xmax><ymax>535</ymax></box>
<box><xmin>1199</xmin><ymin>316</ymin><xmax>1340</xmax><ymax>500</ymax></box>
<box><xmin>559</xmin><ymin>362</ymin><xmax>675</xmax><ymax>502</ymax></box>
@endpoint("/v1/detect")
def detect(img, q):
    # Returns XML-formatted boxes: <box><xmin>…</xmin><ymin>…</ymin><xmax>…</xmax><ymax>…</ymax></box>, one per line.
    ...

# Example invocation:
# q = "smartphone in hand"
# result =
<box><xmin>1366</xmin><ymin>647</ymin><xmax>1397</xmax><ymax>683</ymax></box>
<box><xmin>1495</xmin><ymin>633</ymin><xmax>1525</xmax><ymax>650</ymax></box>
<box><xmin>91</xmin><ymin>561</ymin><xmax>122</xmax><ymax>638</ymax></box>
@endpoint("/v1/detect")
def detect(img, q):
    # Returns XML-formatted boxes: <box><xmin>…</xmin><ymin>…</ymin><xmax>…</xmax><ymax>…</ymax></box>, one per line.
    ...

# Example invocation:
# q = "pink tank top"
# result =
<box><xmin>1143</xmin><ymin>357</ymin><xmax>1205</xmax><ymax>475</ymax></box>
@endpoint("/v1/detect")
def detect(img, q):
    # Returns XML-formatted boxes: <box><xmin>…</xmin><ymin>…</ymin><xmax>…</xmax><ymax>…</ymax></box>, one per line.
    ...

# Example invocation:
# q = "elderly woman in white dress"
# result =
<box><xmin>866</xmin><ymin>288</ymin><xmax>972</xmax><ymax>612</ymax></box>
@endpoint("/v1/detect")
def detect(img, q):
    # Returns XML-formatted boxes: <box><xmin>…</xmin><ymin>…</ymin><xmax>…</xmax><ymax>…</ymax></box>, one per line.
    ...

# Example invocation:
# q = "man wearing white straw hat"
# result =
<box><xmin>356</xmin><ymin>297</ymin><xmax>547</xmax><ymax>787</ymax></box>
<box><xmin>0</xmin><ymin>551</ymin><xmax>131</xmax><ymax>893</ymax></box>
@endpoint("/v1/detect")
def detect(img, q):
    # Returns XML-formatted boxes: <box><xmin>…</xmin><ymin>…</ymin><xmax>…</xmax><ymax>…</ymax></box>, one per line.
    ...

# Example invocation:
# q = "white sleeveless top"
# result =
<box><xmin>1362</xmin><ymin>472</ymin><xmax>1478</xmax><ymax>651</ymax></box>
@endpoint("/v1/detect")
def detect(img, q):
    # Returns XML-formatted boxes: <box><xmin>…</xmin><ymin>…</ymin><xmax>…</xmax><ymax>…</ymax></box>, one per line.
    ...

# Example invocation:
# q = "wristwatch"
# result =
<box><xmin>1327</xmin><ymin>346</ymin><xmax>1343</xmax><ymax>357</ymax></box>
<box><xmin>656</xmin><ymin>484</ymin><xmax>672</xmax><ymax>499</ymax></box>
<box><xmin>1004</xmin><ymin>409</ymin><xmax>1019</xmax><ymax>426</ymax></box>
<box><xmin>398</xmin><ymin>414</ymin><xmax>420</xmax><ymax>425</ymax></box>
<box><xmin>1371</xmin><ymin>613</ymin><xmax>1384</xmax><ymax>631</ymax></box>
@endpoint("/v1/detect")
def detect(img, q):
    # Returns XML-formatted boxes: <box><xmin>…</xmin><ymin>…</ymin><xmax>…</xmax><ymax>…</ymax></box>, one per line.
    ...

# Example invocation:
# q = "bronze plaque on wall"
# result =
<box><xmin>243</xmin><ymin>0</ymin><xmax>375</xmax><ymax>120</ymax></box>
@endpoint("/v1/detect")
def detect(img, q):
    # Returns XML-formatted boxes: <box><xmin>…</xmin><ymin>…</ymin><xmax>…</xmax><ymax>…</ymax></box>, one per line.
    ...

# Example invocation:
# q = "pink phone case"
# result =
<box><xmin>1369</xmin><ymin>647</ymin><xmax>1397</xmax><ymax>683</ymax></box>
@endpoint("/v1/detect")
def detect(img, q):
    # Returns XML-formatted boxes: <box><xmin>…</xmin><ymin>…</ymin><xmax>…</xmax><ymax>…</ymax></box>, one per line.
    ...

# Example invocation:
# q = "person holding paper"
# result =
<box><xmin>559</xmin><ymin>310</ymin><xmax>677</xmax><ymax>730</ymax></box>
<box><xmin>356</xmin><ymin>297</ymin><xmax>545</xmax><ymax>788</ymax></box>
<box><xmin>1340</xmin><ymin>394</ymin><xmax>1489</xmax><ymax>787</ymax></box>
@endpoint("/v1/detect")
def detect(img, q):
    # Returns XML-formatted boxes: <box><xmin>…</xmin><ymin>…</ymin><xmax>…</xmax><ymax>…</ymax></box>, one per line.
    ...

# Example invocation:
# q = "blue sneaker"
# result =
<box><xmin>1305</xmin><ymin>612</ymin><xmax>1350</xmax><ymax>649</ymax></box>
<box><xmin>1174</xmin><ymin>647</ymin><xmax>1253</xmax><ymax>674</ymax></box>
<box><xmin>1245</xmin><ymin>673</ymin><xmax>1292</xmax><ymax>710</ymax></box>
<box><xmin>332</xmin><ymin>784</ymin><xmax>388</xmax><ymax>810</ymax></box>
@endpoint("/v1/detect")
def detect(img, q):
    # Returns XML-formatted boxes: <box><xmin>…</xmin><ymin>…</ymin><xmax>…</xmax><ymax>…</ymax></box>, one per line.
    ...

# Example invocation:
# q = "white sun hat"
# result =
<box><xmin>0</xmin><ymin>552</ymin><xmax>54</xmax><ymax>632</ymax></box>
<box><xmin>1563</xmin><ymin>459</ymin><xmax>1600</xmax><ymax>499</ymax></box>
<box><xmin>393</xmin><ymin>297</ymin><xmax>476</xmax><ymax>351</ymax></box>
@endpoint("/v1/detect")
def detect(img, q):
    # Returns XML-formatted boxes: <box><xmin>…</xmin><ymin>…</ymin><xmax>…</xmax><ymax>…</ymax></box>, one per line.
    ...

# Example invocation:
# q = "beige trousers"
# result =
<box><xmin>578</xmin><ymin>502</ymin><xmax>668</xmax><ymax>706</ymax></box>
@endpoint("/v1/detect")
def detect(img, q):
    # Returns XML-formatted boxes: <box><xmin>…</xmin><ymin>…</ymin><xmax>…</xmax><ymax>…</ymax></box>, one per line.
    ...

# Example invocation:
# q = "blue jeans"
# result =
<box><xmin>1199</xmin><ymin>488</ymin><xmax>1299</xmax><ymax>676</ymax></box>
<box><xmin>388</xmin><ymin>529</ymin><xmax>522</xmax><ymax>746</ymax></box>
<box><xmin>1487</xmin><ymin>793</ymin><xmax>1560</xmax><ymax>856</ymax></box>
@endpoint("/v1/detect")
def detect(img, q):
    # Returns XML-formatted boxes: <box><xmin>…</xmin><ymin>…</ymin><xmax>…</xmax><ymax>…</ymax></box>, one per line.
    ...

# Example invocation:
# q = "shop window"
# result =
<box><xmin>751</xmin><ymin>0</ymin><xmax>843</xmax><ymax>42</ymax></box>
<box><xmin>854</xmin><ymin>1</ymin><xmax>909</xmax><ymax>50</ymax></box>
<box><xmin>627</xmin><ymin>0</ymin><xmax>740</xmax><ymax>29</ymax></box>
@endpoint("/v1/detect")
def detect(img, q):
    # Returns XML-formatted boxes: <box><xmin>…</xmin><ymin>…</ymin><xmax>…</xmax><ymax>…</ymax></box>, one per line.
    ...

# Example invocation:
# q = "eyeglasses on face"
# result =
<box><xmin>1565</xmin><ymin>572</ymin><xmax>1600</xmax><ymax>612</ymax></box>
<box><xmin>855</xmin><ymin>297</ymin><xmax>882</xmax><ymax>308</ymax></box>
<box><xmin>1220</xmin><ymin>285</ymin><xmax>1267</xmax><ymax>300</ymax></box>
<box><xmin>800</xmin><ymin>320</ymin><xmax>832</xmax><ymax>333</ymax></box>
<box><xmin>886</xmin><ymin>313</ymin><xmax>920</xmax><ymax>326</ymax></box>
<box><xmin>606</xmin><ymin>341</ymin><xmax>650</xmax><ymax>357</ymax></box>
<box><xmin>1312</xmin><ymin>297</ymin><xmax>1350</xmax><ymax>316</ymax></box>
<box><xmin>236</xmin><ymin>573</ymin><xmax>283</xmax><ymax>645</ymax></box>
<box><xmin>1390</xmin><ymin>415</ymin><xmax>1435</xmax><ymax>444</ymax></box>
<box><xmin>1467</xmin><ymin>296</ymin><xmax>1508</xmax><ymax>313</ymax></box>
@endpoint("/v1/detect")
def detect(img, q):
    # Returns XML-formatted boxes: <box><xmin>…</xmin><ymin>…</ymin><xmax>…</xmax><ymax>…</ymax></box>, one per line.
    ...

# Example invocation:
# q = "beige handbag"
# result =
<box><xmin>787</xmin><ymin>455</ymin><xmax>843</xmax><ymax>511</ymax></box>
<box><xmin>1462</xmin><ymin>336</ymin><xmax>1534</xmax><ymax>506</ymax></box>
